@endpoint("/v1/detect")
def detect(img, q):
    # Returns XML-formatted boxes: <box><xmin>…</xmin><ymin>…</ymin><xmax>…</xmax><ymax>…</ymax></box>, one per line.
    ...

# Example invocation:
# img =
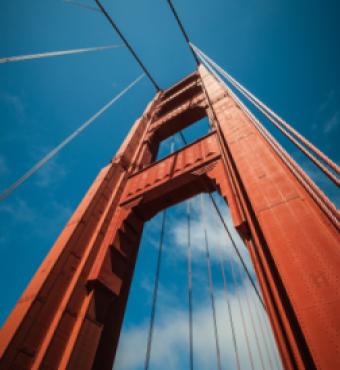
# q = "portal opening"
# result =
<box><xmin>156</xmin><ymin>116</ymin><xmax>211</xmax><ymax>161</ymax></box>
<box><xmin>114</xmin><ymin>192</ymin><xmax>283</xmax><ymax>370</ymax></box>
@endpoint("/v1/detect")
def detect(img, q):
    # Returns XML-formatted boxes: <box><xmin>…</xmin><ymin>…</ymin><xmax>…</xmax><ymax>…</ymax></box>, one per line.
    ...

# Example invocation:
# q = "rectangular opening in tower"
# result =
<box><xmin>156</xmin><ymin>116</ymin><xmax>211</xmax><ymax>161</ymax></box>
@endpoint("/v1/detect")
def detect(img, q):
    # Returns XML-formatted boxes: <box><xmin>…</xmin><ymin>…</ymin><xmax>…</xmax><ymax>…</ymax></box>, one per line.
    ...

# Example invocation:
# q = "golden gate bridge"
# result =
<box><xmin>0</xmin><ymin>1</ymin><xmax>339</xmax><ymax>369</ymax></box>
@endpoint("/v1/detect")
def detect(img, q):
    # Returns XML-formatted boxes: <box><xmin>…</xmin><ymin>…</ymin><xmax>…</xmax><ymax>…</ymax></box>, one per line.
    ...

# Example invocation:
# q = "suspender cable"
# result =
<box><xmin>227</xmin><ymin>241</ymin><xmax>256</xmax><ymax>370</ymax></box>
<box><xmin>186</xmin><ymin>199</ymin><xmax>194</xmax><ymax>370</ymax></box>
<box><xmin>177</xmin><ymin>132</ymin><xmax>266</xmax><ymax>309</ymax></box>
<box><xmin>95</xmin><ymin>0</ymin><xmax>160</xmax><ymax>91</ymax></box>
<box><xmin>165</xmin><ymin>0</ymin><xmax>199</xmax><ymax>65</ymax></box>
<box><xmin>208</xmin><ymin>193</ymin><xmax>266</xmax><ymax>309</ymax></box>
<box><xmin>243</xmin><ymin>270</ymin><xmax>267</xmax><ymax>370</ymax></box>
<box><xmin>258</xmin><ymin>297</ymin><xmax>283</xmax><ymax>370</ymax></box>
<box><xmin>144</xmin><ymin>209</ymin><xmax>167</xmax><ymax>370</ymax></box>
<box><xmin>145</xmin><ymin>136</ymin><xmax>175</xmax><ymax>369</ymax></box>
<box><xmin>252</xmin><ymin>292</ymin><xmax>276</xmax><ymax>370</ymax></box>
<box><xmin>215</xmin><ymin>214</ymin><xmax>241</xmax><ymax>370</ymax></box>
<box><xmin>164</xmin><ymin>3</ymin><xmax>266</xmax><ymax>305</ymax></box>
<box><xmin>0</xmin><ymin>44</ymin><xmax>121</xmax><ymax>64</ymax></box>
<box><xmin>0</xmin><ymin>74</ymin><xmax>144</xmax><ymax>202</ymax></box>
<box><xmin>200</xmin><ymin>194</ymin><xmax>222</xmax><ymax>370</ymax></box>
<box><xmin>192</xmin><ymin>44</ymin><xmax>340</xmax><ymax>181</ymax></box>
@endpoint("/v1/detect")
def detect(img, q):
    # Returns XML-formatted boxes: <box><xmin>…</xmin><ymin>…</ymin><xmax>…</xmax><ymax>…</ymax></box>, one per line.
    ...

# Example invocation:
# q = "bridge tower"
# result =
<box><xmin>0</xmin><ymin>66</ymin><xmax>339</xmax><ymax>370</ymax></box>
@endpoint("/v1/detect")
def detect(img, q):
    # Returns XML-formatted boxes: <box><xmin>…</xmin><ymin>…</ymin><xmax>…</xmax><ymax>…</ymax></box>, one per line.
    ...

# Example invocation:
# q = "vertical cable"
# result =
<box><xmin>243</xmin><ymin>272</ymin><xmax>267</xmax><ymax>369</ymax></box>
<box><xmin>199</xmin><ymin>194</ymin><xmax>222</xmax><ymax>370</ymax></box>
<box><xmin>259</xmin><ymin>302</ymin><xmax>283</xmax><ymax>370</ymax></box>
<box><xmin>214</xmin><ymin>216</ymin><xmax>241</xmax><ymax>369</ymax></box>
<box><xmin>177</xmin><ymin>133</ymin><xmax>266</xmax><ymax>309</ymax></box>
<box><xmin>208</xmin><ymin>193</ymin><xmax>265</xmax><ymax>309</ymax></box>
<box><xmin>253</xmin><ymin>292</ymin><xmax>276</xmax><ymax>370</ymax></box>
<box><xmin>144</xmin><ymin>209</ymin><xmax>167</xmax><ymax>370</ymax></box>
<box><xmin>228</xmin><ymin>249</ymin><xmax>256</xmax><ymax>370</ymax></box>
<box><xmin>186</xmin><ymin>200</ymin><xmax>194</xmax><ymax>370</ymax></box>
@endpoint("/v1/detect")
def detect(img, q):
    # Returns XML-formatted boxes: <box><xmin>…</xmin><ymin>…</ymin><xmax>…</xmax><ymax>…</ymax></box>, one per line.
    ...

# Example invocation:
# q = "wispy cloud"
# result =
<box><xmin>313</xmin><ymin>90</ymin><xmax>340</xmax><ymax>135</ymax></box>
<box><xmin>114</xmin><ymin>284</ymin><xmax>281</xmax><ymax>370</ymax></box>
<box><xmin>0</xmin><ymin>91</ymin><xmax>25</xmax><ymax>121</ymax></box>
<box><xmin>114</xmin><ymin>195</ymin><xmax>275</xmax><ymax>369</ymax></box>
<box><xmin>169</xmin><ymin>195</ymin><xmax>253</xmax><ymax>272</ymax></box>
<box><xmin>323</xmin><ymin>111</ymin><xmax>339</xmax><ymax>134</ymax></box>
<box><xmin>0</xmin><ymin>197</ymin><xmax>73</xmax><ymax>242</ymax></box>
<box><xmin>0</xmin><ymin>198</ymin><xmax>36</xmax><ymax>224</ymax></box>
<box><xmin>318</xmin><ymin>90</ymin><xmax>335</xmax><ymax>114</ymax></box>
<box><xmin>34</xmin><ymin>158</ymin><xmax>68</xmax><ymax>188</ymax></box>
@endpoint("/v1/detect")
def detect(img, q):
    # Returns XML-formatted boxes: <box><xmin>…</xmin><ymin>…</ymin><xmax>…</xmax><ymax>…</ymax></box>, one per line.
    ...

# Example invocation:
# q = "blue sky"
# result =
<box><xmin>0</xmin><ymin>0</ymin><xmax>339</xmax><ymax>369</ymax></box>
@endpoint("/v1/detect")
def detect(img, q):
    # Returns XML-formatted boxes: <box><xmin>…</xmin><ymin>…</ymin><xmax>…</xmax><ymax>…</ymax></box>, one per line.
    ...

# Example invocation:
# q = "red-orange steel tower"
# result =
<box><xmin>0</xmin><ymin>67</ymin><xmax>339</xmax><ymax>370</ymax></box>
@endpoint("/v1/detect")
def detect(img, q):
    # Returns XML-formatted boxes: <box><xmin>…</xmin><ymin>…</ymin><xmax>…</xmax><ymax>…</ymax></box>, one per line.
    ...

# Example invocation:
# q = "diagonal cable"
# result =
<box><xmin>0</xmin><ymin>44</ymin><xmax>121</xmax><ymax>64</ymax></box>
<box><xmin>165</xmin><ymin>0</ymin><xmax>199</xmax><ymax>65</ymax></box>
<box><xmin>0</xmin><ymin>74</ymin><xmax>144</xmax><ymax>202</ymax></box>
<box><xmin>177</xmin><ymin>132</ymin><xmax>266</xmax><ymax>309</ymax></box>
<box><xmin>64</xmin><ymin>0</ymin><xmax>101</xmax><ymax>12</ymax></box>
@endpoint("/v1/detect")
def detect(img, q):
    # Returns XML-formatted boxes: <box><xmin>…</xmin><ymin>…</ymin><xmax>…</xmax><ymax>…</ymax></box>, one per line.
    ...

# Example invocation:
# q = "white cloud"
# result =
<box><xmin>0</xmin><ymin>197</ymin><xmax>72</xmax><ymax>240</ymax></box>
<box><xmin>114</xmin><ymin>195</ymin><xmax>281</xmax><ymax>370</ymax></box>
<box><xmin>114</xmin><ymin>285</ymin><xmax>282</xmax><ymax>370</ymax></box>
<box><xmin>0</xmin><ymin>198</ymin><xmax>36</xmax><ymax>223</ymax></box>
<box><xmin>34</xmin><ymin>158</ymin><xmax>68</xmax><ymax>188</ymax></box>
<box><xmin>318</xmin><ymin>90</ymin><xmax>335</xmax><ymax>114</ymax></box>
<box><xmin>170</xmin><ymin>195</ymin><xmax>254</xmax><ymax>273</ymax></box>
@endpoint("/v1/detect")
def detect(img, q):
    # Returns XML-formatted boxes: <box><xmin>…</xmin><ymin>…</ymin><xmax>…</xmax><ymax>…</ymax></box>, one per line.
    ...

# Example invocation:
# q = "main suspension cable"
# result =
<box><xmin>0</xmin><ymin>74</ymin><xmax>144</xmax><ymax>202</ymax></box>
<box><xmin>0</xmin><ymin>44</ymin><xmax>121</xmax><ymax>64</ymax></box>
<box><xmin>192</xmin><ymin>44</ymin><xmax>340</xmax><ymax>180</ymax></box>
<box><xmin>200</xmin><ymin>194</ymin><xmax>222</xmax><ymax>370</ymax></box>
<box><xmin>95</xmin><ymin>0</ymin><xmax>160</xmax><ymax>91</ymax></box>
<box><xmin>195</xmin><ymin>48</ymin><xmax>339</xmax><ymax>228</ymax></box>
<box><xmin>144</xmin><ymin>209</ymin><xmax>167</xmax><ymax>370</ymax></box>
